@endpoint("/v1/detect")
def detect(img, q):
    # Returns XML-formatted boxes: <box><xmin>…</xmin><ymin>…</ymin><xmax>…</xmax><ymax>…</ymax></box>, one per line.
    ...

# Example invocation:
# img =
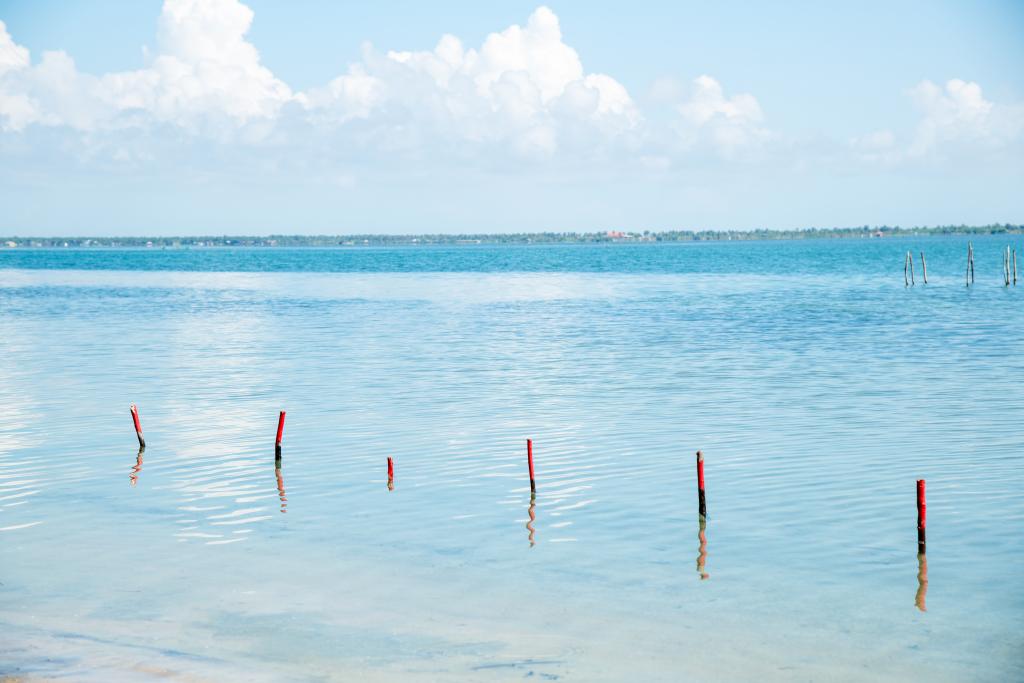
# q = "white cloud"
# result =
<box><xmin>299</xmin><ymin>6</ymin><xmax>639</xmax><ymax>158</ymax></box>
<box><xmin>0</xmin><ymin>0</ymin><xmax>290</xmax><ymax>133</ymax></box>
<box><xmin>908</xmin><ymin>78</ymin><xmax>1024</xmax><ymax>156</ymax></box>
<box><xmin>1</xmin><ymin>4</ymin><xmax>643</xmax><ymax>159</ymax></box>
<box><xmin>848</xmin><ymin>79</ymin><xmax>1024</xmax><ymax>165</ymax></box>
<box><xmin>0</xmin><ymin>20</ymin><xmax>37</xmax><ymax>131</ymax></box>
<box><xmin>0</xmin><ymin>20</ymin><xmax>29</xmax><ymax>74</ymax></box>
<box><xmin>674</xmin><ymin>75</ymin><xmax>770</xmax><ymax>155</ymax></box>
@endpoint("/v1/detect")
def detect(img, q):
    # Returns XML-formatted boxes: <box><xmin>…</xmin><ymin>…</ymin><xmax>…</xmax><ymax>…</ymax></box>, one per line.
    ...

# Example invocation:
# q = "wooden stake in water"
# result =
<box><xmin>129</xmin><ymin>403</ymin><xmax>145</xmax><ymax>450</ymax></box>
<box><xmin>527</xmin><ymin>439</ymin><xmax>536</xmax><ymax>493</ymax></box>
<box><xmin>908</xmin><ymin>251</ymin><xmax>915</xmax><ymax>286</ymax></box>
<box><xmin>969</xmin><ymin>242</ymin><xmax>975</xmax><ymax>285</ymax></box>
<box><xmin>275</xmin><ymin>410</ymin><xmax>286</xmax><ymax>460</ymax></box>
<box><xmin>921</xmin><ymin>251</ymin><xmax>928</xmax><ymax>284</ymax></box>
<box><xmin>966</xmin><ymin>242</ymin><xmax>975</xmax><ymax>286</ymax></box>
<box><xmin>1004</xmin><ymin>247</ymin><xmax>1010</xmax><ymax>287</ymax></box>
<box><xmin>387</xmin><ymin>456</ymin><xmax>394</xmax><ymax>491</ymax></box>
<box><xmin>697</xmin><ymin>450</ymin><xmax>707</xmax><ymax>520</ymax></box>
<box><xmin>904</xmin><ymin>252</ymin><xmax>910</xmax><ymax>287</ymax></box>
<box><xmin>1014</xmin><ymin>249</ymin><xmax>1018</xmax><ymax>286</ymax></box>
<box><xmin>917</xmin><ymin>479</ymin><xmax>927</xmax><ymax>554</ymax></box>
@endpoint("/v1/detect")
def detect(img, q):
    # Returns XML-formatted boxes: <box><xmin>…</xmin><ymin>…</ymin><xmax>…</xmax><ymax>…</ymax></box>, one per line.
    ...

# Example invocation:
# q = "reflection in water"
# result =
<box><xmin>526</xmin><ymin>492</ymin><xmax>537</xmax><ymax>547</ymax></box>
<box><xmin>696</xmin><ymin>517</ymin><xmax>709</xmax><ymax>580</ymax></box>
<box><xmin>129</xmin><ymin>448</ymin><xmax>144</xmax><ymax>487</ymax></box>
<box><xmin>916</xmin><ymin>553</ymin><xmax>928</xmax><ymax>612</ymax></box>
<box><xmin>275</xmin><ymin>465</ymin><xmax>287</xmax><ymax>514</ymax></box>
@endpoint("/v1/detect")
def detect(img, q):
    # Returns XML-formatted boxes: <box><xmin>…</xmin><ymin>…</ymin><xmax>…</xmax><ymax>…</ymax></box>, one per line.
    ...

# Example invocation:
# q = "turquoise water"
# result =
<box><xmin>1</xmin><ymin>237</ymin><xmax>1022</xmax><ymax>681</ymax></box>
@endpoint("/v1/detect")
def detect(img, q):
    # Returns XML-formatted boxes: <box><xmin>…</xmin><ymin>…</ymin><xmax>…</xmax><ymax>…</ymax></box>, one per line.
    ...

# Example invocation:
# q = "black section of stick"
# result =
<box><xmin>698</xmin><ymin>489</ymin><xmax>707</xmax><ymax>519</ymax></box>
<box><xmin>530</xmin><ymin>478</ymin><xmax>536</xmax><ymax>494</ymax></box>
<box><xmin>917</xmin><ymin>527</ymin><xmax>926</xmax><ymax>554</ymax></box>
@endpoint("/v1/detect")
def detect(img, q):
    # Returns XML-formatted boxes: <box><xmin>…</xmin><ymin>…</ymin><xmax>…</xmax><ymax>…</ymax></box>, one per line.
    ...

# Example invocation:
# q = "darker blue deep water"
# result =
<box><xmin>0</xmin><ymin>236</ymin><xmax>1022</xmax><ymax>681</ymax></box>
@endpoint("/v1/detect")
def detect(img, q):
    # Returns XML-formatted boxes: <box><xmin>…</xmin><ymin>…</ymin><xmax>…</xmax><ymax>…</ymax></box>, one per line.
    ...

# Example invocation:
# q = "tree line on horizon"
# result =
<box><xmin>2</xmin><ymin>224</ymin><xmax>1021</xmax><ymax>248</ymax></box>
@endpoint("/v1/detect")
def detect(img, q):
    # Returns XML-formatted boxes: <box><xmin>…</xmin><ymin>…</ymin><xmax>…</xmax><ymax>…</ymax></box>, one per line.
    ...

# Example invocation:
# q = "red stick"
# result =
<box><xmin>527</xmin><ymin>439</ymin><xmax>536</xmax><ymax>493</ymax></box>
<box><xmin>275</xmin><ymin>410</ymin><xmax>286</xmax><ymax>448</ymax></box>
<box><xmin>917</xmin><ymin>479</ymin><xmax>926</xmax><ymax>554</ymax></box>
<box><xmin>387</xmin><ymin>456</ymin><xmax>394</xmax><ymax>480</ymax></box>
<box><xmin>129</xmin><ymin>403</ymin><xmax>145</xmax><ymax>449</ymax></box>
<box><xmin>697</xmin><ymin>450</ymin><xmax>705</xmax><ymax>490</ymax></box>
<box><xmin>697</xmin><ymin>450</ymin><xmax>707</xmax><ymax>519</ymax></box>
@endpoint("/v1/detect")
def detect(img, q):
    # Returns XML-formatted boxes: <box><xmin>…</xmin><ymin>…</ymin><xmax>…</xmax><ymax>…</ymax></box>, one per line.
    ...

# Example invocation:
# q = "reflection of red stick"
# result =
<box><xmin>275</xmin><ymin>411</ymin><xmax>286</xmax><ymax>449</ymax></box>
<box><xmin>527</xmin><ymin>439</ymin><xmax>536</xmax><ymax>493</ymax></box>
<box><xmin>917</xmin><ymin>479</ymin><xmax>926</xmax><ymax>554</ymax></box>
<box><xmin>387</xmin><ymin>457</ymin><xmax>394</xmax><ymax>480</ymax></box>
<box><xmin>130</xmin><ymin>404</ymin><xmax>145</xmax><ymax>449</ymax></box>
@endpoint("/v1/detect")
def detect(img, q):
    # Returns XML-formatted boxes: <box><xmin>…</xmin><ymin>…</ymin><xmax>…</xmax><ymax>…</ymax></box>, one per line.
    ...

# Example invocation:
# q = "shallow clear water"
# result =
<box><xmin>1</xmin><ymin>237</ymin><xmax>1022</xmax><ymax>681</ymax></box>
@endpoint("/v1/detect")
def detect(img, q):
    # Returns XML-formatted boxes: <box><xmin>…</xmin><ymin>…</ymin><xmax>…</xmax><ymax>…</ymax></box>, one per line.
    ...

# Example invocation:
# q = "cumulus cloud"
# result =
<box><xmin>299</xmin><ymin>6</ymin><xmax>639</xmax><ymax>158</ymax></box>
<box><xmin>673</xmin><ymin>75</ymin><xmax>770</xmax><ymax>156</ymax></box>
<box><xmin>909</xmin><ymin>78</ymin><xmax>1023</xmax><ymax>156</ymax></box>
<box><xmin>849</xmin><ymin>79</ymin><xmax>1024</xmax><ymax>164</ymax></box>
<box><xmin>0</xmin><ymin>3</ymin><xmax>640</xmax><ymax>158</ymax></box>
<box><xmin>0</xmin><ymin>0</ymin><xmax>290</xmax><ymax>134</ymax></box>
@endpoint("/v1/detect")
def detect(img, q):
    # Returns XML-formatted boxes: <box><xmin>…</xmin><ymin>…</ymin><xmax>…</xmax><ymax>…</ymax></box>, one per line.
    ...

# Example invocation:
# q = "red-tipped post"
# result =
<box><xmin>387</xmin><ymin>456</ymin><xmax>394</xmax><ymax>481</ymax></box>
<box><xmin>916</xmin><ymin>479</ymin><xmax>926</xmax><ymax>554</ymax></box>
<box><xmin>129</xmin><ymin>403</ymin><xmax>145</xmax><ymax>450</ymax></box>
<box><xmin>275</xmin><ymin>410</ymin><xmax>286</xmax><ymax>458</ymax></box>
<box><xmin>697</xmin><ymin>450</ymin><xmax>706</xmax><ymax>519</ymax></box>
<box><xmin>527</xmin><ymin>439</ymin><xmax>536</xmax><ymax>494</ymax></box>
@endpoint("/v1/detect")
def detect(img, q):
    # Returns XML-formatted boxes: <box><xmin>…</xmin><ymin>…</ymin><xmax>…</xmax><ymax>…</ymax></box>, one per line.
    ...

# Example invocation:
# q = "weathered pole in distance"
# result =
<box><xmin>129</xmin><ymin>403</ymin><xmax>145</xmax><ymax>450</ymax></box>
<box><xmin>275</xmin><ymin>410</ymin><xmax>286</xmax><ymax>460</ymax></box>
<box><xmin>1014</xmin><ymin>249</ymin><xmax>1018</xmax><ymax>285</ymax></box>
<box><xmin>697</xmin><ymin>450</ymin><xmax>707</xmax><ymax>520</ymax></box>
<box><xmin>908</xmin><ymin>251</ymin><xmax>915</xmax><ymax>285</ymax></box>
<box><xmin>904</xmin><ymin>252</ymin><xmax>910</xmax><ymax>287</ymax></box>
<box><xmin>921</xmin><ymin>252</ymin><xmax>928</xmax><ymax>284</ymax></box>
<box><xmin>917</xmin><ymin>479</ymin><xmax>927</xmax><ymax>555</ymax></box>
<box><xmin>527</xmin><ymin>439</ymin><xmax>536</xmax><ymax>493</ymax></box>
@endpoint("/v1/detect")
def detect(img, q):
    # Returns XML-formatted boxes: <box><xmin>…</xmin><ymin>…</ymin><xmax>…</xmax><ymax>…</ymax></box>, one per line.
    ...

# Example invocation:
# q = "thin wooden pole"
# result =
<box><xmin>904</xmin><ymin>252</ymin><xmax>909</xmax><ymax>287</ymax></box>
<box><xmin>129</xmin><ymin>403</ymin><xmax>145</xmax><ymax>450</ymax></box>
<box><xmin>917</xmin><ymin>479</ymin><xmax>927</xmax><ymax>554</ymax></box>
<box><xmin>920</xmin><ymin>251</ymin><xmax>928</xmax><ymax>284</ymax></box>
<box><xmin>275</xmin><ymin>410</ymin><xmax>285</xmax><ymax>460</ymax></box>
<box><xmin>967</xmin><ymin>242</ymin><xmax>974</xmax><ymax>285</ymax></box>
<box><xmin>697</xmin><ymin>450</ymin><xmax>707</xmax><ymax>519</ymax></box>
<box><xmin>527</xmin><ymin>439</ymin><xmax>536</xmax><ymax>493</ymax></box>
<box><xmin>1014</xmin><ymin>249</ymin><xmax>1018</xmax><ymax>286</ymax></box>
<box><xmin>908</xmin><ymin>251</ymin><xmax>915</xmax><ymax>285</ymax></box>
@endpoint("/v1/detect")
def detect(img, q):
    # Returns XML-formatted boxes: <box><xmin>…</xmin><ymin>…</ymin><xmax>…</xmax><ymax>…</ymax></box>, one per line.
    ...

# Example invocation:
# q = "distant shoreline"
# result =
<box><xmin>2</xmin><ymin>224</ymin><xmax>1021</xmax><ymax>248</ymax></box>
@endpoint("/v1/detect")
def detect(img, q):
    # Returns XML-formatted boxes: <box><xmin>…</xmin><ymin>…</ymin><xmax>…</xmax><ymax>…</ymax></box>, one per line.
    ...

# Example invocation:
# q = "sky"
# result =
<box><xmin>1</xmin><ymin>0</ymin><xmax>1022</xmax><ymax>236</ymax></box>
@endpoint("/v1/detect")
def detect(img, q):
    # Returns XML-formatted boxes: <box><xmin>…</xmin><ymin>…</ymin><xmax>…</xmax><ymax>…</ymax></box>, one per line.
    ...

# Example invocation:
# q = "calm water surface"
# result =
<box><xmin>1</xmin><ymin>237</ymin><xmax>1022</xmax><ymax>681</ymax></box>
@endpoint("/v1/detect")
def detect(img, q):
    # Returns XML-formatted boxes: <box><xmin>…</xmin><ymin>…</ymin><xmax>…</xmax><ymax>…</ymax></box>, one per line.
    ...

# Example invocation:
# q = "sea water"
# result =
<box><xmin>1</xmin><ymin>237</ymin><xmax>1022</xmax><ymax>681</ymax></box>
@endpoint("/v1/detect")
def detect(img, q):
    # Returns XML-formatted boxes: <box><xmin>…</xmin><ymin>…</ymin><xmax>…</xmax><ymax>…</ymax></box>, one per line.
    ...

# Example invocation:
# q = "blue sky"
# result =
<box><xmin>1</xmin><ymin>0</ymin><xmax>1022</xmax><ymax>235</ymax></box>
